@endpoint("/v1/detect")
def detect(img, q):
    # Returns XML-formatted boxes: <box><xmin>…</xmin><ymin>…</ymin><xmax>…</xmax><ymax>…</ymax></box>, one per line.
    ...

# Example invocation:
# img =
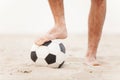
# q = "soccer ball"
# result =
<box><xmin>30</xmin><ymin>40</ymin><xmax>66</xmax><ymax>68</ymax></box>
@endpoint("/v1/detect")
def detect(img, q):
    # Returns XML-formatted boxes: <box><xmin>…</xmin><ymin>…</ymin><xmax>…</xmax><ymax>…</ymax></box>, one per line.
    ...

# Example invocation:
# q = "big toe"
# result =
<box><xmin>35</xmin><ymin>37</ymin><xmax>46</xmax><ymax>46</ymax></box>
<box><xmin>35</xmin><ymin>34</ymin><xmax>54</xmax><ymax>46</ymax></box>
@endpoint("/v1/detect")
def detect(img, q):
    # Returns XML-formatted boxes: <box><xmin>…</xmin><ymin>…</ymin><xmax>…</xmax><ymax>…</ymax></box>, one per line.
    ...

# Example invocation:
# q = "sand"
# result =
<box><xmin>0</xmin><ymin>34</ymin><xmax>120</xmax><ymax>80</ymax></box>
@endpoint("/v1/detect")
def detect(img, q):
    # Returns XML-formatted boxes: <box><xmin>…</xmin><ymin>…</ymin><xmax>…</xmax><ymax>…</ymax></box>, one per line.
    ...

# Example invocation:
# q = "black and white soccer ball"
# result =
<box><xmin>30</xmin><ymin>40</ymin><xmax>66</xmax><ymax>68</ymax></box>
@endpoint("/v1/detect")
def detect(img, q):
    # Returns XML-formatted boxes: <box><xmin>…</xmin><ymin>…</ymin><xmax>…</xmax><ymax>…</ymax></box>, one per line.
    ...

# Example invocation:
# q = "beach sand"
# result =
<box><xmin>0</xmin><ymin>34</ymin><xmax>120</xmax><ymax>80</ymax></box>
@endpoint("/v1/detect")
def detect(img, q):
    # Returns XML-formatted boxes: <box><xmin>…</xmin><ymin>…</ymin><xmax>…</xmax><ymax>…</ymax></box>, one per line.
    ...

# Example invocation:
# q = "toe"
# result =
<box><xmin>35</xmin><ymin>37</ymin><xmax>46</xmax><ymax>46</ymax></box>
<box><xmin>85</xmin><ymin>57</ymin><xmax>101</xmax><ymax>66</ymax></box>
<box><xmin>35</xmin><ymin>34</ymin><xmax>54</xmax><ymax>46</ymax></box>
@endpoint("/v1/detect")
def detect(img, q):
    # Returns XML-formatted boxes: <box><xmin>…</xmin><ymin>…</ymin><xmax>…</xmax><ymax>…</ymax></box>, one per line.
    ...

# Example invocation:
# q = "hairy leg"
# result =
<box><xmin>35</xmin><ymin>0</ymin><xmax>67</xmax><ymax>46</ymax></box>
<box><xmin>86</xmin><ymin>0</ymin><xmax>106</xmax><ymax>66</ymax></box>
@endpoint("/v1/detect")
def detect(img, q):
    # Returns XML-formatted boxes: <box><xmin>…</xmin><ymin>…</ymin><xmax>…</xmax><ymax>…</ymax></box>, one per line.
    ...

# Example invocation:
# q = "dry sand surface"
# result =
<box><xmin>0</xmin><ymin>34</ymin><xmax>120</xmax><ymax>80</ymax></box>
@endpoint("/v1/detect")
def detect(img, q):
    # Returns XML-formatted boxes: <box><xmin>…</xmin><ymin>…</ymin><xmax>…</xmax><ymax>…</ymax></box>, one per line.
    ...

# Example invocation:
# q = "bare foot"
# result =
<box><xmin>85</xmin><ymin>56</ymin><xmax>100</xmax><ymax>66</ymax></box>
<box><xmin>35</xmin><ymin>25</ymin><xmax>67</xmax><ymax>46</ymax></box>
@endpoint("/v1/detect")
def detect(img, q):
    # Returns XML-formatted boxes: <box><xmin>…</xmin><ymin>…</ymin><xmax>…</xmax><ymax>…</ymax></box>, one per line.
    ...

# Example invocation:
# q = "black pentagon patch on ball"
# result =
<box><xmin>58</xmin><ymin>61</ymin><xmax>65</xmax><ymax>68</ymax></box>
<box><xmin>59</xmin><ymin>43</ymin><xmax>66</xmax><ymax>53</ymax></box>
<box><xmin>31</xmin><ymin>51</ymin><xmax>38</xmax><ymax>62</ymax></box>
<box><xmin>45</xmin><ymin>53</ymin><xmax>56</xmax><ymax>64</ymax></box>
<box><xmin>42</xmin><ymin>40</ymin><xmax>52</xmax><ymax>46</ymax></box>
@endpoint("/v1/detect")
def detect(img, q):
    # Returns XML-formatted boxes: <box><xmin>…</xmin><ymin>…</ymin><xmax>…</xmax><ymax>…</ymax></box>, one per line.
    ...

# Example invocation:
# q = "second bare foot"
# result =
<box><xmin>85</xmin><ymin>56</ymin><xmax>100</xmax><ymax>66</ymax></box>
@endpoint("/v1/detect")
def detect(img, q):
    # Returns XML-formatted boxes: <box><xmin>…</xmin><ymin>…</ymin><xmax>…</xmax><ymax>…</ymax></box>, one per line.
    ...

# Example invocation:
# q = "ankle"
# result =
<box><xmin>55</xmin><ymin>24</ymin><xmax>66</xmax><ymax>28</ymax></box>
<box><xmin>86</xmin><ymin>52</ymin><xmax>96</xmax><ymax>59</ymax></box>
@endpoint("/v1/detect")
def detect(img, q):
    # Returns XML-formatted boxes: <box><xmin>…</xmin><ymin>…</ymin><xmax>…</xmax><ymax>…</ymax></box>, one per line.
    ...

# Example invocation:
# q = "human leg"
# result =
<box><xmin>35</xmin><ymin>0</ymin><xmax>67</xmax><ymax>46</ymax></box>
<box><xmin>86</xmin><ymin>0</ymin><xmax>106</xmax><ymax>66</ymax></box>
